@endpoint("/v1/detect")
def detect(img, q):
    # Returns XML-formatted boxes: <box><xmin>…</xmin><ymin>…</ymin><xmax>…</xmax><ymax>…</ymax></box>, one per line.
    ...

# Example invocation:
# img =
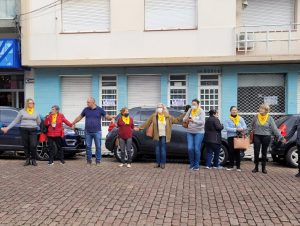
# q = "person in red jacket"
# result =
<box><xmin>117</xmin><ymin>107</ymin><xmax>134</xmax><ymax>168</ymax></box>
<box><xmin>45</xmin><ymin>105</ymin><xmax>73</xmax><ymax>165</ymax></box>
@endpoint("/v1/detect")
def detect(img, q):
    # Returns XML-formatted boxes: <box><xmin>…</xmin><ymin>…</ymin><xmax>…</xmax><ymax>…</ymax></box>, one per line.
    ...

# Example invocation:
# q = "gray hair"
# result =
<box><xmin>51</xmin><ymin>105</ymin><xmax>60</xmax><ymax>111</ymax></box>
<box><xmin>87</xmin><ymin>96</ymin><xmax>96</xmax><ymax>103</ymax></box>
<box><xmin>156</xmin><ymin>103</ymin><xmax>168</xmax><ymax>113</ymax></box>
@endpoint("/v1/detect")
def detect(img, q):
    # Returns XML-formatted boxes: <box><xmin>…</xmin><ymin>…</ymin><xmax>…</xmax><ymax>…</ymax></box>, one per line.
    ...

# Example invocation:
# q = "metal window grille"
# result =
<box><xmin>169</xmin><ymin>75</ymin><xmax>187</xmax><ymax>111</ymax></box>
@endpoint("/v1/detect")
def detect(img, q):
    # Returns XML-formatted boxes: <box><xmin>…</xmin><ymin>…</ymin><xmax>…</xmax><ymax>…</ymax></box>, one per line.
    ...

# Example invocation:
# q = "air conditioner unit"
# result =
<box><xmin>237</xmin><ymin>32</ymin><xmax>255</xmax><ymax>51</ymax></box>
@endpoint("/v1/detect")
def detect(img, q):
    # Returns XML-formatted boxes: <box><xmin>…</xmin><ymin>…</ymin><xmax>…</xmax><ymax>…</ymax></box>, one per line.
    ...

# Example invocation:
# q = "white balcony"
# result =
<box><xmin>235</xmin><ymin>23</ymin><xmax>300</xmax><ymax>56</ymax></box>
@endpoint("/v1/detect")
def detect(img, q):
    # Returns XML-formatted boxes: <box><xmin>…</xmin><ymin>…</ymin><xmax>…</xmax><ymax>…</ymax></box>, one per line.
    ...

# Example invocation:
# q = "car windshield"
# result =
<box><xmin>275</xmin><ymin>116</ymin><xmax>289</xmax><ymax>127</ymax></box>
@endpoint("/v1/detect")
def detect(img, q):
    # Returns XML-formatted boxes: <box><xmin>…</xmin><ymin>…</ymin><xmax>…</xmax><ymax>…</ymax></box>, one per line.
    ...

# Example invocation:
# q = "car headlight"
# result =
<box><xmin>64</xmin><ymin>128</ymin><xmax>75</xmax><ymax>135</ymax></box>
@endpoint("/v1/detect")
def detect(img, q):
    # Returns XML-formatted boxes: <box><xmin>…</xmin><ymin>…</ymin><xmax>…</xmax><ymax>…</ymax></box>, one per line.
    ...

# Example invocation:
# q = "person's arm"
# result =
<box><xmin>224</xmin><ymin>119</ymin><xmax>237</xmax><ymax>133</ymax></box>
<box><xmin>241</xmin><ymin>117</ymin><xmax>248</xmax><ymax>131</ymax></box>
<box><xmin>36</xmin><ymin>114</ymin><xmax>41</xmax><ymax>126</ymax></box>
<box><xmin>7</xmin><ymin>111</ymin><xmax>23</xmax><ymax>130</ymax></box>
<box><xmin>138</xmin><ymin>114</ymin><xmax>154</xmax><ymax>130</ymax></box>
<box><xmin>62</xmin><ymin>115</ymin><xmax>73</xmax><ymax>128</ymax></box>
<box><xmin>192</xmin><ymin>111</ymin><xmax>205</xmax><ymax>125</ymax></box>
<box><xmin>286</xmin><ymin>118</ymin><xmax>299</xmax><ymax>140</ymax></box>
<box><xmin>131</xmin><ymin>118</ymin><xmax>135</xmax><ymax>129</ymax></box>
<box><xmin>214</xmin><ymin>118</ymin><xmax>224</xmax><ymax>131</ymax></box>
<box><xmin>269</xmin><ymin>117</ymin><xmax>283</xmax><ymax>140</ymax></box>
<box><xmin>44</xmin><ymin>115</ymin><xmax>51</xmax><ymax>126</ymax></box>
<box><xmin>170</xmin><ymin>113</ymin><xmax>185</xmax><ymax>124</ymax></box>
<box><xmin>183</xmin><ymin>109</ymin><xmax>191</xmax><ymax>122</ymax></box>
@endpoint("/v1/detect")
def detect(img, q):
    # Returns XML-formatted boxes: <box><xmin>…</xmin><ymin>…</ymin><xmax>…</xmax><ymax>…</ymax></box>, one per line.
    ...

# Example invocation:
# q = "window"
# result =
<box><xmin>145</xmin><ymin>0</ymin><xmax>197</xmax><ymax>30</ymax></box>
<box><xmin>0</xmin><ymin>0</ymin><xmax>18</xmax><ymax>19</ymax></box>
<box><xmin>1</xmin><ymin>110</ymin><xmax>18</xmax><ymax>123</ymax></box>
<box><xmin>62</xmin><ymin>0</ymin><xmax>110</xmax><ymax>33</ymax></box>
<box><xmin>169</xmin><ymin>75</ymin><xmax>187</xmax><ymax>111</ymax></box>
<box><xmin>100</xmin><ymin>75</ymin><xmax>117</xmax><ymax>126</ymax></box>
<box><xmin>140</xmin><ymin>111</ymin><xmax>155</xmax><ymax>121</ymax></box>
<box><xmin>199</xmin><ymin>75</ymin><xmax>220</xmax><ymax>116</ymax></box>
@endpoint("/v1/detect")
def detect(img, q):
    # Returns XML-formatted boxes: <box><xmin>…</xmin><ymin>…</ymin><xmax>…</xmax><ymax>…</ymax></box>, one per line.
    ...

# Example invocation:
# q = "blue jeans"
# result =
<box><xmin>155</xmin><ymin>136</ymin><xmax>166</xmax><ymax>164</ymax></box>
<box><xmin>85</xmin><ymin>131</ymin><xmax>101</xmax><ymax>162</ymax></box>
<box><xmin>206</xmin><ymin>143</ymin><xmax>221</xmax><ymax>167</ymax></box>
<box><xmin>187</xmin><ymin>133</ymin><xmax>204</xmax><ymax>169</ymax></box>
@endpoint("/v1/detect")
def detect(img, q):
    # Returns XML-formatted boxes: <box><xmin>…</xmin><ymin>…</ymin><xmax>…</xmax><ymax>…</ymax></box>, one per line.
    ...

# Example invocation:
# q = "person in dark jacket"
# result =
<box><xmin>204</xmin><ymin>109</ymin><xmax>224</xmax><ymax>169</ymax></box>
<box><xmin>117</xmin><ymin>107</ymin><xmax>134</xmax><ymax>168</ymax></box>
<box><xmin>45</xmin><ymin>105</ymin><xmax>73</xmax><ymax>165</ymax></box>
<box><xmin>285</xmin><ymin>117</ymin><xmax>300</xmax><ymax>177</ymax></box>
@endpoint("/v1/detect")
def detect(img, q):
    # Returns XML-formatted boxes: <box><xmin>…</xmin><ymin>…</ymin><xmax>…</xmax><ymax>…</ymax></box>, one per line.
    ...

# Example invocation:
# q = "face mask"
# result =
<box><xmin>157</xmin><ymin>108</ymin><xmax>163</xmax><ymax>113</ymax></box>
<box><xmin>123</xmin><ymin>113</ymin><xmax>129</xmax><ymax>117</ymax></box>
<box><xmin>191</xmin><ymin>105</ymin><xmax>197</xmax><ymax>110</ymax></box>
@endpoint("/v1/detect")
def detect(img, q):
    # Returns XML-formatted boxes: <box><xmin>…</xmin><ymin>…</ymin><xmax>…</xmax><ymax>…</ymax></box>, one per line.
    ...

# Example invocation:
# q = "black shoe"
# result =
<box><xmin>60</xmin><ymin>160</ymin><xmax>65</xmax><ymax>165</ymax></box>
<box><xmin>160</xmin><ymin>164</ymin><xmax>165</xmax><ymax>169</ymax></box>
<box><xmin>262</xmin><ymin>166</ymin><xmax>267</xmax><ymax>174</ymax></box>
<box><xmin>154</xmin><ymin>164</ymin><xmax>160</xmax><ymax>168</ymax></box>
<box><xmin>252</xmin><ymin>166</ymin><xmax>258</xmax><ymax>173</ymax></box>
<box><xmin>295</xmin><ymin>172</ymin><xmax>300</xmax><ymax>177</ymax></box>
<box><xmin>31</xmin><ymin>159</ymin><xmax>38</xmax><ymax>166</ymax></box>
<box><xmin>24</xmin><ymin>159</ymin><xmax>30</xmax><ymax>166</ymax></box>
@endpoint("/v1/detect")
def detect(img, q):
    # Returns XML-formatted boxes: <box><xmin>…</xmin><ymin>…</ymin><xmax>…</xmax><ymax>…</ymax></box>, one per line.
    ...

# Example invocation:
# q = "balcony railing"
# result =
<box><xmin>235</xmin><ymin>23</ymin><xmax>300</xmax><ymax>56</ymax></box>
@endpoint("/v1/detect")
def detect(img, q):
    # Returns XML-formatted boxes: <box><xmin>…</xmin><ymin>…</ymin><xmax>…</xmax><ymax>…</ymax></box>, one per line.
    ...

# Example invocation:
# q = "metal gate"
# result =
<box><xmin>237</xmin><ymin>74</ymin><xmax>286</xmax><ymax>126</ymax></box>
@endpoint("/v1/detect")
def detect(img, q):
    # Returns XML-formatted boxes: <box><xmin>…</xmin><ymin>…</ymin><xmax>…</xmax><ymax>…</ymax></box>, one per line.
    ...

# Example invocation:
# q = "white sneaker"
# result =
<box><xmin>205</xmin><ymin>166</ymin><xmax>211</xmax><ymax>169</ymax></box>
<box><xmin>127</xmin><ymin>164</ymin><xmax>131</xmax><ymax>168</ymax></box>
<box><xmin>119</xmin><ymin>164</ymin><xmax>124</xmax><ymax>167</ymax></box>
<box><xmin>237</xmin><ymin>169</ymin><xmax>242</xmax><ymax>172</ymax></box>
<box><xmin>48</xmin><ymin>163</ymin><xmax>54</xmax><ymax>166</ymax></box>
<box><xmin>226</xmin><ymin>167</ymin><xmax>233</xmax><ymax>171</ymax></box>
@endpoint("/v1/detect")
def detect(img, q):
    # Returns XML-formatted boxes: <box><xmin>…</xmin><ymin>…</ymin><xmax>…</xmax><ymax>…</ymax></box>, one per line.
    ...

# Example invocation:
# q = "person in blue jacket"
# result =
<box><xmin>224</xmin><ymin>106</ymin><xmax>247</xmax><ymax>171</ymax></box>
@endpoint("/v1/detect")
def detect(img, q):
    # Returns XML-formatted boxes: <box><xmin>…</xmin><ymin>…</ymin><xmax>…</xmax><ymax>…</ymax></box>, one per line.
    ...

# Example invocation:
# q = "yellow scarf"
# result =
<box><xmin>229</xmin><ymin>115</ymin><xmax>240</xmax><ymax>125</ymax></box>
<box><xmin>158</xmin><ymin>113</ymin><xmax>165</xmax><ymax>123</ymax></box>
<box><xmin>258</xmin><ymin>113</ymin><xmax>269</xmax><ymax>125</ymax></box>
<box><xmin>52</xmin><ymin>114</ymin><xmax>58</xmax><ymax>124</ymax></box>
<box><xmin>26</xmin><ymin>108</ymin><xmax>34</xmax><ymax>115</ymax></box>
<box><xmin>122</xmin><ymin>116</ymin><xmax>130</xmax><ymax>125</ymax></box>
<box><xmin>191</xmin><ymin>107</ymin><xmax>201</xmax><ymax>117</ymax></box>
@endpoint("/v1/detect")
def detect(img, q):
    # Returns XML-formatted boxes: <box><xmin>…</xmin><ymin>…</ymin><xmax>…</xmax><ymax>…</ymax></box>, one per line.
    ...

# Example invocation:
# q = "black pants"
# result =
<box><xmin>227</xmin><ymin>137</ymin><xmax>241</xmax><ymax>169</ymax></box>
<box><xmin>48</xmin><ymin>137</ymin><xmax>63</xmax><ymax>163</ymax></box>
<box><xmin>297</xmin><ymin>145</ymin><xmax>300</xmax><ymax>172</ymax></box>
<box><xmin>20</xmin><ymin>128</ymin><xmax>37</xmax><ymax>160</ymax></box>
<box><xmin>253</xmin><ymin>135</ymin><xmax>271</xmax><ymax>166</ymax></box>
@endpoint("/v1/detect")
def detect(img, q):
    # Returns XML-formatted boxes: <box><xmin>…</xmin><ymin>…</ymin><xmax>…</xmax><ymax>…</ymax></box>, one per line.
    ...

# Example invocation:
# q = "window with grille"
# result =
<box><xmin>169</xmin><ymin>75</ymin><xmax>187</xmax><ymax>111</ymax></box>
<box><xmin>100</xmin><ymin>75</ymin><xmax>117</xmax><ymax>126</ymax></box>
<box><xmin>199</xmin><ymin>75</ymin><xmax>220</xmax><ymax>116</ymax></box>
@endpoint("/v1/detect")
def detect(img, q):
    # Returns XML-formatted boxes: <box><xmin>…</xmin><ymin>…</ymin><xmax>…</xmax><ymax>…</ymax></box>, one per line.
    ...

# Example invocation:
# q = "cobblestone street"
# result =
<box><xmin>0</xmin><ymin>157</ymin><xmax>299</xmax><ymax>226</ymax></box>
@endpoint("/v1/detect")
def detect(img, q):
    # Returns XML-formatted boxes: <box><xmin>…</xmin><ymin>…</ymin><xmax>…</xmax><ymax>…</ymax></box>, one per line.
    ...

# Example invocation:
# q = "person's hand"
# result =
<box><xmin>1</xmin><ymin>127</ymin><xmax>9</xmax><ymax>134</ymax></box>
<box><xmin>71</xmin><ymin>125</ymin><xmax>76</xmax><ymax>130</ymax></box>
<box><xmin>237</xmin><ymin>128</ymin><xmax>243</xmax><ymax>132</ymax></box>
<box><xmin>188</xmin><ymin>118</ymin><xmax>193</xmax><ymax>122</ymax></box>
<box><xmin>111</xmin><ymin>118</ymin><xmax>115</xmax><ymax>124</ymax></box>
<box><xmin>134</xmin><ymin>127</ymin><xmax>140</xmax><ymax>131</ymax></box>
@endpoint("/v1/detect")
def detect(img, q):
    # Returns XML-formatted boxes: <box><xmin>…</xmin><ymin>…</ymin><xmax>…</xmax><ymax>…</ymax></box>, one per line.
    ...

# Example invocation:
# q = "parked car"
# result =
<box><xmin>271</xmin><ymin>114</ymin><xmax>299</xmax><ymax>168</ymax></box>
<box><xmin>0</xmin><ymin>106</ymin><xmax>86</xmax><ymax>160</ymax></box>
<box><xmin>105</xmin><ymin>107</ymin><xmax>230</xmax><ymax>165</ymax></box>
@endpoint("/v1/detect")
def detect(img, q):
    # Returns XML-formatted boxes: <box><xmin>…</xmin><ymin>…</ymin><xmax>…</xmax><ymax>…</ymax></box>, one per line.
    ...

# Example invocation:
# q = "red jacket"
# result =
<box><xmin>45</xmin><ymin>113</ymin><xmax>73</xmax><ymax>137</ymax></box>
<box><xmin>117</xmin><ymin>117</ymin><xmax>134</xmax><ymax>139</ymax></box>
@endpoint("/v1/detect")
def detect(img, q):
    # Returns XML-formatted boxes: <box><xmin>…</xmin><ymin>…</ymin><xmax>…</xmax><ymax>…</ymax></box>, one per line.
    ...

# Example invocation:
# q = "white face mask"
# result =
<box><xmin>191</xmin><ymin>105</ymin><xmax>198</xmax><ymax>110</ymax></box>
<box><xmin>157</xmin><ymin>108</ymin><xmax>163</xmax><ymax>113</ymax></box>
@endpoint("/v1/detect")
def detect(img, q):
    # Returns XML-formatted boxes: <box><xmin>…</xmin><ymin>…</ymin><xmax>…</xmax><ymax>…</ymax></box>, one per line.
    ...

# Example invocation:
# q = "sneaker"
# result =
<box><xmin>205</xmin><ymin>166</ymin><xmax>211</xmax><ymax>169</ymax></box>
<box><xmin>226</xmin><ymin>166</ymin><xmax>233</xmax><ymax>171</ymax></box>
<box><xmin>48</xmin><ymin>162</ymin><xmax>54</xmax><ymax>166</ymax></box>
<box><xmin>193</xmin><ymin>168</ymin><xmax>200</xmax><ymax>171</ymax></box>
<box><xmin>127</xmin><ymin>164</ymin><xmax>131</xmax><ymax>168</ymax></box>
<box><xmin>60</xmin><ymin>160</ymin><xmax>65</xmax><ymax>165</ymax></box>
<box><xmin>237</xmin><ymin>169</ymin><xmax>242</xmax><ymax>172</ymax></box>
<box><xmin>119</xmin><ymin>164</ymin><xmax>124</xmax><ymax>167</ymax></box>
<box><xmin>216</xmin><ymin>166</ymin><xmax>223</xmax><ymax>170</ymax></box>
<box><xmin>295</xmin><ymin>172</ymin><xmax>300</xmax><ymax>177</ymax></box>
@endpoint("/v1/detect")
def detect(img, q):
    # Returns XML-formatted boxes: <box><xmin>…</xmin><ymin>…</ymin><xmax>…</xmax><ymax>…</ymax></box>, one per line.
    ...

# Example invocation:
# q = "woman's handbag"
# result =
<box><xmin>182</xmin><ymin>112</ymin><xmax>191</xmax><ymax>128</ymax></box>
<box><xmin>234</xmin><ymin>135</ymin><xmax>250</xmax><ymax>150</ymax></box>
<box><xmin>146</xmin><ymin>122</ymin><xmax>154</xmax><ymax>138</ymax></box>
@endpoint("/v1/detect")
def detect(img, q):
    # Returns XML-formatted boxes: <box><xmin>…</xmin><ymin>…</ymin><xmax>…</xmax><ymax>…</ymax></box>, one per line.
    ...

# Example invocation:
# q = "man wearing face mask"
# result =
<box><xmin>117</xmin><ymin>107</ymin><xmax>134</xmax><ymax>168</ymax></box>
<box><xmin>183</xmin><ymin>99</ymin><xmax>206</xmax><ymax>171</ymax></box>
<box><xmin>135</xmin><ymin>103</ymin><xmax>184</xmax><ymax>169</ymax></box>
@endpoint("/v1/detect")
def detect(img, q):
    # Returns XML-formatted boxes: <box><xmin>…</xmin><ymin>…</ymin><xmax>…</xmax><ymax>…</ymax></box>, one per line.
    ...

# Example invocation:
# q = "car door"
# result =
<box><xmin>0</xmin><ymin>109</ymin><xmax>22</xmax><ymax>148</ymax></box>
<box><xmin>167</xmin><ymin>110</ymin><xmax>188</xmax><ymax>158</ymax></box>
<box><xmin>138</xmin><ymin>110</ymin><xmax>156</xmax><ymax>155</ymax></box>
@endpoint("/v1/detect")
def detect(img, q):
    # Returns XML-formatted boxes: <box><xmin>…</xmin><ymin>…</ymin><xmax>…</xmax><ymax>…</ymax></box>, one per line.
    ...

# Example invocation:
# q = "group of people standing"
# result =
<box><xmin>0</xmin><ymin>96</ymin><xmax>299</xmax><ymax>177</ymax></box>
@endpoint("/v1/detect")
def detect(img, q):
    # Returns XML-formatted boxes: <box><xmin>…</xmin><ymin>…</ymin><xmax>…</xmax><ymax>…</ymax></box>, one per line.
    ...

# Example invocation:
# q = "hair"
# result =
<box><xmin>259</xmin><ymin>104</ymin><xmax>270</xmax><ymax>113</ymax></box>
<box><xmin>209</xmin><ymin>109</ymin><xmax>217</xmax><ymax>117</ymax></box>
<box><xmin>87</xmin><ymin>96</ymin><xmax>96</xmax><ymax>103</ymax></box>
<box><xmin>192</xmin><ymin>99</ymin><xmax>200</xmax><ymax>105</ymax></box>
<box><xmin>156</xmin><ymin>103</ymin><xmax>168</xmax><ymax>113</ymax></box>
<box><xmin>24</xmin><ymin>98</ymin><xmax>34</xmax><ymax>109</ymax></box>
<box><xmin>184</xmin><ymin>105</ymin><xmax>191</xmax><ymax>113</ymax></box>
<box><xmin>230</xmin><ymin>106</ymin><xmax>237</xmax><ymax>111</ymax></box>
<box><xmin>120</xmin><ymin>107</ymin><xmax>128</xmax><ymax>114</ymax></box>
<box><xmin>51</xmin><ymin>105</ymin><xmax>60</xmax><ymax>112</ymax></box>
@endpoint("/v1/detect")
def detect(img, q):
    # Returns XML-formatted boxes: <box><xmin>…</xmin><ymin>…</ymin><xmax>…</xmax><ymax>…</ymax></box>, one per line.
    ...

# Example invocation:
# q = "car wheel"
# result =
<box><xmin>114</xmin><ymin>141</ymin><xmax>138</xmax><ymax>163</ymax></box>
<box><xmin>203</xmin><ymin>144</ymin><xmax>228</xmax><ymax>166</ymax></box>
<box><xmin>285</xmin><ymin>146</ymin><xmax>298</xmax><ymax>168</ymax></box>
<box><xmin>36</xmin><ymin>142</ymin><xmax>50</xmax><ymax>161</ymax></box>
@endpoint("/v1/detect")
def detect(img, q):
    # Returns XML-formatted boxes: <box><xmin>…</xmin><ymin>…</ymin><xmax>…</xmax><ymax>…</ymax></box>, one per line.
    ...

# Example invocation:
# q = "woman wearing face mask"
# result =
<box><xmin>224</xmin><ymin>106</ymin><xmax>247</xmax><ymax>171</ymax></box>
<box><xmin>44</xmin><ymin>105</ymin><xmax>73</xmax><ymax>165</ymax></box>
<box><xmin>135</xmin><ymin>103</ymin><xmax>184</xmax><ymax>169</ymax></box>
<box><xmin>117</xmin><ymin>107</ymin><xmax>134</xmax><ymax>168</ymax></box>
<box><xmin>183</xmin><ymin>99</ymin><xmax>206</xmax><ymax>171</ymax></box>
